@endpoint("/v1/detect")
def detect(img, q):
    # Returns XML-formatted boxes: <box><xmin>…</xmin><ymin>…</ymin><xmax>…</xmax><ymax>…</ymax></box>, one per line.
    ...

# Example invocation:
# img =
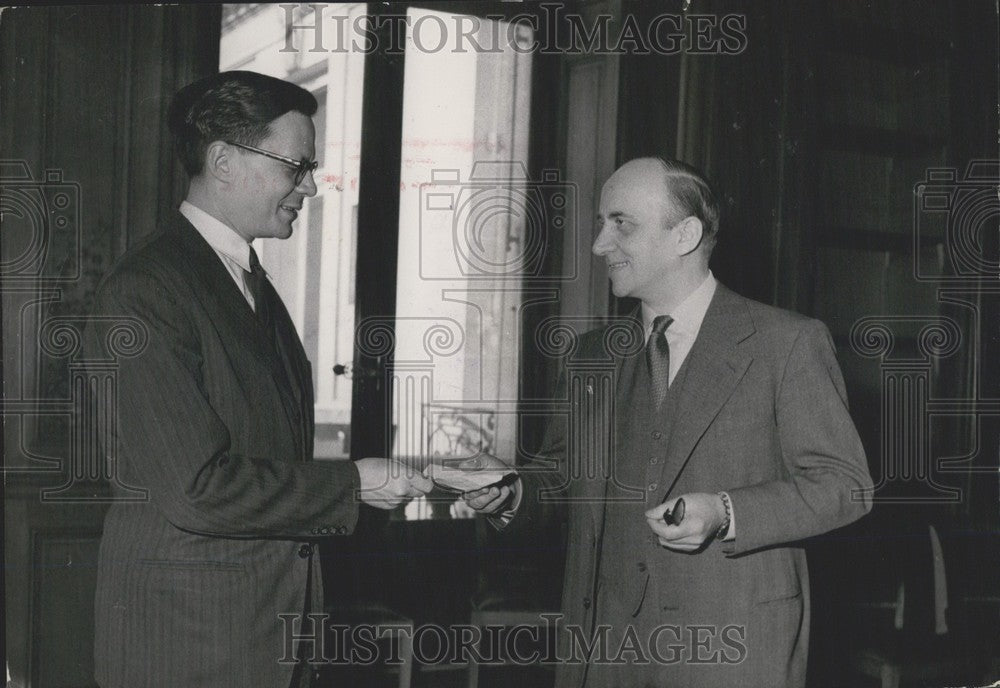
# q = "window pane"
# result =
<box><xmin>394</xmin><ymin>8</ymin><xmax>533</xmax><ymax>519</ymax></box>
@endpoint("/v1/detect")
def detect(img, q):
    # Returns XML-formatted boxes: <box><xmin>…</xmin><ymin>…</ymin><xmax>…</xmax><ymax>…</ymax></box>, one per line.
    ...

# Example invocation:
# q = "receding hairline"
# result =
<box><xmin>608</xmin><ymin>157</ymin><xmax>701</xmax><ymax>193</ymax></box>
<box><xmin>603</xmin><ymin>159</ymin><xmax>689</xmax><ymax>218</ymax></box>
<box><xmin>603</xmin><ymin>157</ymin><xmax>719</xmax><ymax>249</ymax></box>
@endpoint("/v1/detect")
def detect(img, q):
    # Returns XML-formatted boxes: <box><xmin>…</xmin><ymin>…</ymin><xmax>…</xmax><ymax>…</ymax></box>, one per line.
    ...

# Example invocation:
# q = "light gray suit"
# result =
<box><xmin>510</xmin><ymin>284</ymin><xmax>873</xmax><ymax>687</ymax></box>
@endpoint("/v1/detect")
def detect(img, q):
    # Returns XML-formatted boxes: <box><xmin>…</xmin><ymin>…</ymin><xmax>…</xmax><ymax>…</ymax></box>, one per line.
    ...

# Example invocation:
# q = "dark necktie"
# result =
<box><xmin>646</xmin><ymin>315</ymin><xmax>673</xmax><ymax>410</ymax></box>
<box><xmin>246</xmin><ymin>246</ymin><xmax>309</xmax><ymax>461</ymax></box>
<box><xmin>246</xmin><ymin>246</ymin><xmax>272</xmax><ymax>332</ymax></box>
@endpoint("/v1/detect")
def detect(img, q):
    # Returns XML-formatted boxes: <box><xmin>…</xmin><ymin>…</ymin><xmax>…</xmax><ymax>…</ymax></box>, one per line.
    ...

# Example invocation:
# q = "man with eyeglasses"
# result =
<box><xmin>85</xmin><ymin>71</ymin><xmax>431</xmax><ymax>688</ymax></box>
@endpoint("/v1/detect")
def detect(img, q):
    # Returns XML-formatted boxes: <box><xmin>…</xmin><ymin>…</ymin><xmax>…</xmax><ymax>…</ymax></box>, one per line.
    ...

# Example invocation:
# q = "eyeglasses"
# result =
<box><xmin>226</xmin><ymin>141</ymin><xmax>318</xmax><ymax>186</ymax></box>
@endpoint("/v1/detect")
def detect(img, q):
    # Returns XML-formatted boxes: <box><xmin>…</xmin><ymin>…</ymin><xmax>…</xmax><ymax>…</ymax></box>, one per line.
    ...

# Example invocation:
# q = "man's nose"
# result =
<box><xmin>592</xmin><ymin>224</ymin><xmax>612</xmax><ymax>256</ymax></box>
<box><xmin>298</xmin><ymin>169</ymin><xmax>318</xmax><ymax>197</ymax></box>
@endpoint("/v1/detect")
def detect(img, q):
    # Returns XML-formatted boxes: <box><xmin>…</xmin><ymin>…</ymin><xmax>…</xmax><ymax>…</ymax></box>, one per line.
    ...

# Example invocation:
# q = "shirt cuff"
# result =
<box><xmin>720</xmin><ymin>490</ymin><xmax>736</xmax><ymax>541</ymax></box>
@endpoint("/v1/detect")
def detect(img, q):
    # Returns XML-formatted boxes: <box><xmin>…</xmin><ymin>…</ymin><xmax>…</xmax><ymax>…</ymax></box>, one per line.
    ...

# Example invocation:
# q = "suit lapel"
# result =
<box><xmin>168</xmin><ymin>213</ymin><xmax>262</xmax><ymax>346</ymax></box>
<box><xmin>657</xmin><ymin>285</ymin><xmax>755</xmax><ymax>500</ymax></box>
<box><xmin>169</xmin><ymin>213</ymin><xmax>310</xmax><ymax>460</ymax></box>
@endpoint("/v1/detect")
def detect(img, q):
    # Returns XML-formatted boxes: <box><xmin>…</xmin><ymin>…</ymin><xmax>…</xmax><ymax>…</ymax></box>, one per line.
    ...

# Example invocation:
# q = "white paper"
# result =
<box><xmin>425</xmin><ymin>464</ymin><xmax>515</xmax><ymax>492</ymax></box>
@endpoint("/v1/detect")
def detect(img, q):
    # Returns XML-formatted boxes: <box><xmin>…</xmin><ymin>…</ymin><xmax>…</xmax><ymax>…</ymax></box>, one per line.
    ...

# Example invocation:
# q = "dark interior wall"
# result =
<box><xmin>611</xmin><ymin>1</ymin><xmax>998</xmax><ymax>684</ymax></box>
<box><xmin>1</xmin><ymin>7</ymin><xmax>221</xmax><ymax>686</ymax></box>
<box><xmin>614</xmin><ymin>0</ymin><xmax>997</xmax><ymax>512</ymax></box>
<box><xmin>615</xmin><ymin>0</ymin><xmax>793</xmax><ymax>305</ymax></box>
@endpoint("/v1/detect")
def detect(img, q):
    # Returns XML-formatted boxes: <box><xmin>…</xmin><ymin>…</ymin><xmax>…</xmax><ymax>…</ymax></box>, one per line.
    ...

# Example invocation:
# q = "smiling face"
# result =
<box><xmin>592</xmin><ymin>159</ymin><xmax>687</xmax><ymax>306</ymax></box>
<box><xmin>225</xmin><ymin>111</ymin><xmax>317</xmax><ymax>242</ymax></box>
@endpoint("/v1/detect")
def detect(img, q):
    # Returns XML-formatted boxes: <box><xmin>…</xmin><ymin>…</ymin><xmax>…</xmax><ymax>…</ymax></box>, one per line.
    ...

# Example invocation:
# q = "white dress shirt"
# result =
<box><xmin>179</xmin><ymin>200</ymin><xmax>259</xmax><ymax>312</ymax></box>
<box><xmin>641</xmin><ymin>271</ymin><xmax>717</xmax><ymax>386</ymax></box>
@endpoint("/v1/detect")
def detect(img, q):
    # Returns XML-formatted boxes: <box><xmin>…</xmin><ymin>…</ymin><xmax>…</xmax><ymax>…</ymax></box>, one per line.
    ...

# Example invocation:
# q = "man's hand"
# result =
<box><xmin>457</xmin><ymin>455</ymin><xmax>519</xmax><ymax>515</ymax></box>
<box><xmin>355</xmin><ymin>458</ymin><xmax>433</xmax><ymax>509</ymax></box>
<box><xmin>645</xmin><ymin>493</ymin><xmax>725</xmax><ymax>551</ymax></box>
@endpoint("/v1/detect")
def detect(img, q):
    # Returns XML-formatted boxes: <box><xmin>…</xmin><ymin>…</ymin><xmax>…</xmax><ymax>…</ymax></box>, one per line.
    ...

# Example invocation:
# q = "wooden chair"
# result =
<box><xmin>318</xmin><ymin>602</ymin><xmax>414</xmax><ymax>688</ymax></box>
<box><xmin>465</xmin><ymin>515</ymin><xmax>562</xmax><ymax>688</ymax></box>
<box><xmin>849</xmin><ymin>524</ymin><xmax>987</xmax><ymax>688</ymax></box>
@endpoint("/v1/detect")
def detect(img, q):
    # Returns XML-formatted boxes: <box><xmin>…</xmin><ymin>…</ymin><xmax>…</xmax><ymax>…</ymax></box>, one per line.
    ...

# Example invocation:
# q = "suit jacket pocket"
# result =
<box><xmin>137</xmin><ymin>558</ymin><xmax>245</xmax><ymax>571</ymax></box>
<box><xmin>752</xmin><ymin>549</ymin><xmax>802</xmax><ymax>604</ymax></box>
<box><xmin>135</xmin><ymin>558</ymin><xmax>249</xmax><ymax>687</ymax></box>
<box><xmin>657</xmin><ymin>572</ymin><xmax>682</xmax><ymax>611</ymax></box>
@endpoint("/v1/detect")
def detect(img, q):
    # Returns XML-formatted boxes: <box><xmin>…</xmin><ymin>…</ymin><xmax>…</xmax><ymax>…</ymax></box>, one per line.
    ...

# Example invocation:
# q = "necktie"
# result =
<box><xmin>246</xmin><ymin>246</ymin><xmax>272</xmax><ymax>331</ymax></box>
<box><xmin>646</xmin><ymin>315</ymin><xmax>673</xmax><ymax>410</ymax></box>
<box><xmin>246</xmin><ymin>246</ymin><xmax>309</xmax><ymax>461</ymax></box>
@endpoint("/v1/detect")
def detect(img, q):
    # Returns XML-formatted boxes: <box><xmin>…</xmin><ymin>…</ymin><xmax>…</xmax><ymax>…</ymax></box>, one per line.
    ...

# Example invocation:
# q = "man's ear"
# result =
<box><xmin>203</xmin><ymin>140</ymin><xmax>233</xmax><ymax>183</ymax></box>
<box><xmin>673</xmin><ymin>216</ymin><xmax>704</xmax><ymax>256</ymax></box>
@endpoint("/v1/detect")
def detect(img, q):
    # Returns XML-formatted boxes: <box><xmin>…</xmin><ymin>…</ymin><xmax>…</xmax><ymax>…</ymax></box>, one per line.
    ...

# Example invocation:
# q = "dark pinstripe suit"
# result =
<box><xmin>87</xmin><ymin>213</ymin><xmax>359</xmax><ymax>687</ymax></box>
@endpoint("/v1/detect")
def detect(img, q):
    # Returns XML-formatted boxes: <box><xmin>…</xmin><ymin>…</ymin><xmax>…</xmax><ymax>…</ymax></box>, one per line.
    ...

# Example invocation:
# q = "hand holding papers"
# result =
<box><xmin>431</xmin><ymin>454</ymin><xmax>519</xmax><ymax>516</ymax></box>
<box><xmin>424</xmin><ymin>462</ymin><xmax>515</xmax><ymax>493</ymax></box>
<box><xmin>356</xmin><ymin>458</ymin><xmax>433</xmax><ymax>509</ymax></box>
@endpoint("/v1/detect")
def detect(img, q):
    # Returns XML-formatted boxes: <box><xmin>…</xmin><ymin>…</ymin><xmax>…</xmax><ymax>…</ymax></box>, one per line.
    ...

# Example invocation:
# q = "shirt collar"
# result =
<box><xmin>642</xmin><ymin>271</ymin><xmax>718</xmax><ymax>336</ymax></box>
<box><xmin>179</xmin><ymin>200</ymin><xmax>254</xmax><ymax>273</ymax></box>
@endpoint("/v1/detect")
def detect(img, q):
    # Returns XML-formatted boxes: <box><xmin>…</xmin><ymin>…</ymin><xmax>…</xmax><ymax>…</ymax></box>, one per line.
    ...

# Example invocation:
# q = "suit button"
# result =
<box><xmin>649</xmin><ymin>457</ymin><xmax>658</xmax><ymax>465</ymax></box>
<box><xmin>298</xmin><ymin>544</ymin><xmax>313</xmax><ymax>558</ymax></box>
<box><xmin>651</xmin><ymin>431</ymin><xmax>662</xmax><ymax>440</ymax></box>
<box><xmin>648</xmin><ymin>482</ymin><xmax>658</xmax><ymax>492</ymax></box>
<box><xmin>637</xmin><ymin>562</ymin><xmax>647</xmax><ymax>572</ymax></box>
<box><xmin>582</xmin><ymin>597</ymin><xmax>591</xmax><ymax>609</ymax></box>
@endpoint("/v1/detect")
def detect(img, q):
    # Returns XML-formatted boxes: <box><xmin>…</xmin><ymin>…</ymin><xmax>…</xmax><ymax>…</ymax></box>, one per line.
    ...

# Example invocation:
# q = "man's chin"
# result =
<box><xmin>270</xmin><ymin>223</ymin><xmax>295</xmax><ymax>240</ymax></box>
<box><xmin>609</xmin><ymin>281</ymin><xmax>631</xmax><ymax>298</ymax></box>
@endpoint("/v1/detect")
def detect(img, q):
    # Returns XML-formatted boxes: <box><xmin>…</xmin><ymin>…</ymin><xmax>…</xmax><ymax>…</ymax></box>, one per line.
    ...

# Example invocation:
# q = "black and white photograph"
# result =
<box><xmin>1</xmin><ymin>2</ymin><xmax>997</xmax><ymax>687</ymax></box>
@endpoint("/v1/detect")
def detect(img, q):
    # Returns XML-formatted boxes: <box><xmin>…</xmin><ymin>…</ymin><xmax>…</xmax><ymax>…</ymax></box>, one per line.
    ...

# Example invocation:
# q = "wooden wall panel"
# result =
<box><xmin>31</xmin><ymin>534</ymin><xmax>103</xmax><ymax>688</ymax></box>
<box><xmin>1</xmin><ymin>7</ymin><xmax>220</xmax><ymax>687</ymax></box>
<box><xmin>563</xmin><ymin>56</ymin><xmax>618</xmax><ymax>320</ymax></box>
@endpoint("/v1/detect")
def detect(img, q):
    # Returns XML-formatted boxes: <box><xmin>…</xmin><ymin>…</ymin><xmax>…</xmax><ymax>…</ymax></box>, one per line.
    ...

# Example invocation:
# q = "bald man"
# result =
<box><xmin>464</xmin><ymin>158</ymin><xmax>872</xmax><ymax>687</ymax></box>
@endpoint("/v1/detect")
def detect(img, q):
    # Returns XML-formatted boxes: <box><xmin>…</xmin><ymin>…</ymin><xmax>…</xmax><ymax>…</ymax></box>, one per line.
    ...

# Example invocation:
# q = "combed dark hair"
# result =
<box><xmin>654</xmin><ymin>158</ymin><xmax>721</xmax><ymax>251</ymax></box>
<box><xmin>167</xmin><ymin>71</ymin><xmax>318</xmax><ymax>177</ymax></box>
